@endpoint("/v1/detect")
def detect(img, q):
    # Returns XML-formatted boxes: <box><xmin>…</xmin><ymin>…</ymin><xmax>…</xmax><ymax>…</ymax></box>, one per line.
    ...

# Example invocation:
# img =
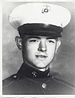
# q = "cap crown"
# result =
<box><xmin>9</xmin><ymin>3</ymin><xmax>71</xmax><ymax>29</ymax></box>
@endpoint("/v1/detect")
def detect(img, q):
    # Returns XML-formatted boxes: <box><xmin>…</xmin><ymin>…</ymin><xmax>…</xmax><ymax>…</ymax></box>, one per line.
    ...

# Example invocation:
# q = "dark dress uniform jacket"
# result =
<box><xmin>3</xmin><ymin>63</ymin><xmax>75</xmax><ymax>95</ymax></box>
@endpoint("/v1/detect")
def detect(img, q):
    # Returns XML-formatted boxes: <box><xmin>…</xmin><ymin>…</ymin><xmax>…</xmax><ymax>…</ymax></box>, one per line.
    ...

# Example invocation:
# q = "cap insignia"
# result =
<box><xmin>42</xmin><ymin>5</ymin><xmax>50</xmax><ymax>14</ymax></box>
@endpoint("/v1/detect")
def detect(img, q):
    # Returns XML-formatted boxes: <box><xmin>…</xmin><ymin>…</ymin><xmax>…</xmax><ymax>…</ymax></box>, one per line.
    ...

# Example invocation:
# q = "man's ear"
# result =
<box><xmin>55</xmin><ymin>39</ymin><xmax>61</xmax><ymax>53</ymax></box>
<box><xmin>15</xmin><ymin>36</ymin><xmax>22</xmax><ymax>50</ymax></box>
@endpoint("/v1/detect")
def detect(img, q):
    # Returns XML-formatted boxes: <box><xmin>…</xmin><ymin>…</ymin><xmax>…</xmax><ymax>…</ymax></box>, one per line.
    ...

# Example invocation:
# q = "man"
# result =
<box><xmin>3</xmin><ymin>3</ymin><xmax>75</xmax><ymax>95</ymax></box>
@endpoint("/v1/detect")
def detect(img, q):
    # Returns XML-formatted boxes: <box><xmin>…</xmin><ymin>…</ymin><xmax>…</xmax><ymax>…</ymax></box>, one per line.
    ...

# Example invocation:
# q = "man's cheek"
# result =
<box><xmin>27</xmin><ymin>49</ymin><xmax>35</xmax><ymax>58</ymax></box>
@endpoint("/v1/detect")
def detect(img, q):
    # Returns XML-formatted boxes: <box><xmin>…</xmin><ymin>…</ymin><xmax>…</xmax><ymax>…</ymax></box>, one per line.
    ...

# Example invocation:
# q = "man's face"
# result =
<box><xmin>22</xmin><ymin>35</ymin><xmax>60</xmax><ymax>69</ymax></box>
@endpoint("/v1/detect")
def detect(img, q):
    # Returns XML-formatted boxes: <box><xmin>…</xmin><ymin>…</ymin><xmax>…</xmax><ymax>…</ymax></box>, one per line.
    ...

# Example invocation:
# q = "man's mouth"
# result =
<box><xmin>36</xmin><ymin>54</ymin><xmax>48</xmax><ymax>60</ymax></box>
<box><xmin>36</xmin><ymin>55</ymin><xmax>47</xmax><ymax>58</ymax></box>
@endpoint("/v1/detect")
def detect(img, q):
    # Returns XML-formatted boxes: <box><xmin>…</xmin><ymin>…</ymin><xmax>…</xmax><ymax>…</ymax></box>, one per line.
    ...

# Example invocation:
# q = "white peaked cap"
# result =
<box><xmin>9</xmin><ymin>3</ymin><xmax>71</xmax><ymax>29</ymax></box>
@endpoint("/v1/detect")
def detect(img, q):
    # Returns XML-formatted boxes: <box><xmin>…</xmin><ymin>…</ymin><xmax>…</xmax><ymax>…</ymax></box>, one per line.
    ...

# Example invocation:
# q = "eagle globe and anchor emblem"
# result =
<box><xmin>42</xmin><ymin>5</ymin><xmax>50</xmax><ymax>13</ymax></box>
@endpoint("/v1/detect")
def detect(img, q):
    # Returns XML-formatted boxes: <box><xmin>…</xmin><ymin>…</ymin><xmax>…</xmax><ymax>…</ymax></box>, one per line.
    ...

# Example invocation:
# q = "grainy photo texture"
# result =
<box><xmin>2</xmin><ymin>2</ymin><xmax>75</xmax><ymax>95</ymax></box>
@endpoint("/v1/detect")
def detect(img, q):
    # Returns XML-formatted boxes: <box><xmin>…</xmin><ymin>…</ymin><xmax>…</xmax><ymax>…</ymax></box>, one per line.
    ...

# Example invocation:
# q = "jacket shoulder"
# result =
<box><xmin>3</xmin><ymin>74</ymin><xmax>17</xmax><ymax>88</ymax></box>
<box><xmin>51</xmin><ymin>72</ymin><xmax>75</xmax><ymax>89</ymax></box>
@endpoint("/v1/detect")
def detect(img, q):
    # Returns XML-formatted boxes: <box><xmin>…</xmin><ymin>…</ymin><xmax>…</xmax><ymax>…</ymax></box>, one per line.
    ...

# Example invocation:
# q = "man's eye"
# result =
<box><xmin>48</xmin><ymin>40</ymin><xmax>55</xmax><ymax>43</ymax></box>
<box><xmin>29</xmin><ymin>39</ymin><xmax>38</xmax><ymax>42</ymax></box>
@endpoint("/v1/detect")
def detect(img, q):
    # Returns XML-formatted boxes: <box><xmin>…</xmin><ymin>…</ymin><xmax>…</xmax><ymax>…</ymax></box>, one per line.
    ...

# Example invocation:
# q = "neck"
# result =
<box><xmin>25</xmin><ymin>61</ymin><xmax>49</xmax><ymax>72</ymax></box>
<box><xmin>39</xmin><ymin>66</ymin><xmax>49</xmax><ymax>72</ymax></box>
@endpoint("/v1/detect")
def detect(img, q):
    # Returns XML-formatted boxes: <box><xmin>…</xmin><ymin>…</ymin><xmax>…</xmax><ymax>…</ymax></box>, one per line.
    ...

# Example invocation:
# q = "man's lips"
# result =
<box><xmin>36</xmin><ymin>54</ymin><xmax>48</xmax><ymax>58</ymax></box>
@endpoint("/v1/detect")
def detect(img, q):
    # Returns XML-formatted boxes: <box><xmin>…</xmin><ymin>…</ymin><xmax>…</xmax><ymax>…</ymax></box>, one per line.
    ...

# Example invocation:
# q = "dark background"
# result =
<box><xmin>2</xmin><ymin>2</ymin><xmax>75</xmax><ymax>86</ymax></box>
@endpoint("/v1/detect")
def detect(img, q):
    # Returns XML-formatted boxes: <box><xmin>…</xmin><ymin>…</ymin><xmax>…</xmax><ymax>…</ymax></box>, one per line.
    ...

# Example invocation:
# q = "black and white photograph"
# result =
<box><xmin>2</xmin><ymin>0</ymin><xmax>75</xmax><ymax>95</ymax></box>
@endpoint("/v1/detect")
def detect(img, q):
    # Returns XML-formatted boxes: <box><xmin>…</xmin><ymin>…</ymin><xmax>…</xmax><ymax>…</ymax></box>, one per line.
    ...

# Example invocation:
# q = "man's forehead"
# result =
<box><xmin>23</xmin><ymin>35</ymin><xmax>58</xmax><ymax>39</ymax></box>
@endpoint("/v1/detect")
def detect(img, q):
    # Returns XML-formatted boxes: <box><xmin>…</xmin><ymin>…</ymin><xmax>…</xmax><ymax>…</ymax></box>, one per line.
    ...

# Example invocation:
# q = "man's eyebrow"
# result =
<box><xmin>46</xmin><ymin>36</ymin><xmax>57</xmax><ymax>40</ymax></box>
<box><xmin>27</xmin><ymin>36</ymin><xmax>41</xmax><ymax>39</ymax></box>
<box><xmin>46</xmin><ymin>37</ymin><xmax>54</xmax><ymax>39</ymax></box>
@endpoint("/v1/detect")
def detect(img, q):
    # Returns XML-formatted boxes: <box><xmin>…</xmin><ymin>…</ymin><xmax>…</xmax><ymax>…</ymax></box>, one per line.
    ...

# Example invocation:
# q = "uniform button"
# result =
<box><xmin>47</xmin><ymin>73</ymin><xmax>50</xmax><ymax>77</ymax></box>
<box><xmin>52</xmin><ymin>76</ymin><xmax>54</xmax><ymax>79</ymax></box>
<box><xmin>13</xmin><ymin>75</ymin><xmax>17</xmax><ymax>78</ymax></box>
<box><xmin>42</xmin><ymin>83</ymin><xmax>47</xmax><ymax>89</ymax></box>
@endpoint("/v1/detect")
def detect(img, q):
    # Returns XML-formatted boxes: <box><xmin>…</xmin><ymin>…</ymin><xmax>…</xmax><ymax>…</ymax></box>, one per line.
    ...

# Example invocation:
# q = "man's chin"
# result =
<box><xmin>25</xmin><ymin>60</ymin><xmax>49</xmax><ymax>70</ymax></box>
<box><xmin>35</xmin><ymin>62</ymin><xmax>49</xmax><ymax>69</ymax></box>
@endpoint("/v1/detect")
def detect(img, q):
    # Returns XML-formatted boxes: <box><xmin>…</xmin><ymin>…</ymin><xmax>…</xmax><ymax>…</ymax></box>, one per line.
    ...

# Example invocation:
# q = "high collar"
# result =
<box><xmin>17</xmin><ymin>62</ymin><xmax>51</xmax><ymax>79</ymax></box>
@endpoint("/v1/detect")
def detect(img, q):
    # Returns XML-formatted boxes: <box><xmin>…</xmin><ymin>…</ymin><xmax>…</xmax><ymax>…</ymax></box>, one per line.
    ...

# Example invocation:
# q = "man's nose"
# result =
<box><xmin>38</xmin><ymin>39</ymin><xmax>47</xmax><ymax>52</ymax></box>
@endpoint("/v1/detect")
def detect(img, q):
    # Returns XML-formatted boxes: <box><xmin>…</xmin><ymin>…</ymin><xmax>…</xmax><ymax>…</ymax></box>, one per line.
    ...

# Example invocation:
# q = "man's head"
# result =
<box><xmin>9</xmin><ymin>3</ymin><xmax>71</xmax><ymax>70</ymax></box>
<box><xmin>15</xmin><ymin>34</ymin><xmax>61</xmax><ymax>70</ymax></box>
